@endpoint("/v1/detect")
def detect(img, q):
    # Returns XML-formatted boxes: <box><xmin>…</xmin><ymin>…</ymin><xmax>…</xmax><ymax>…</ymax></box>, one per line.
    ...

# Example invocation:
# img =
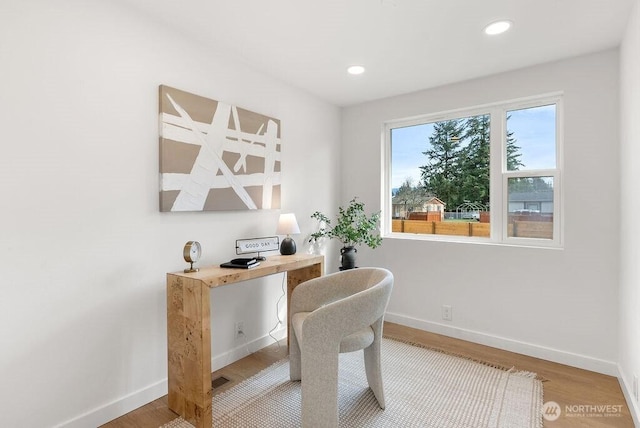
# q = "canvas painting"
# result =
<box><xmin>159</xmin><ymin>85</ymin><xmax>281</xmax><ymax>212</ymax></box>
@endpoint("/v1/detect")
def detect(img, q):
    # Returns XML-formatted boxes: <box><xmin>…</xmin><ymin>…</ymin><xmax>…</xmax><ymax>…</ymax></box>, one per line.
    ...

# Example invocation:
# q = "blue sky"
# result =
<box><xmin>390</xmin><ymin>104</ymin><xmax>556</xmax><ymax>189</ymax></box>
<box><xmin>507</xmin><ymin>104</ymin><xmax>556</xmax><ymax>171</ymax></box>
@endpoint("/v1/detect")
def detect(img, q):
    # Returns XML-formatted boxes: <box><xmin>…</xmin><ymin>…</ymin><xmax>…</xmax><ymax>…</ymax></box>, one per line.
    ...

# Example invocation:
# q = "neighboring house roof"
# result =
<box><xmin>392</xmin><ymin>196</ymin><xmax>445</xmax><ymax>205</ymax></box>
<box><xmin>424</xmin><ymin>197</ymin><xmax>445</xmax><ymax>206</ymax></box>
<box><xmin>508</xmin><ymin>191</ymin><xmax>553</xmax><ymax>202</ymax></box>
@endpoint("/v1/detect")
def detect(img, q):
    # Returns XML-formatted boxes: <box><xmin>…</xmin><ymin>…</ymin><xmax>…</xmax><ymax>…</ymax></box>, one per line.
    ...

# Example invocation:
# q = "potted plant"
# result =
<box><xmin>310</xmin><ymin>197</ymin><xmax>383</xmax><ymax>270</ymax></box>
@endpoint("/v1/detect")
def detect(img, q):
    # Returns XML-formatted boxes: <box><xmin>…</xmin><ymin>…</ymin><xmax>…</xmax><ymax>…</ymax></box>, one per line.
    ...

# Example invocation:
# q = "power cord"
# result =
<box><xmin>268</xmin><ymin>273</ymin><xmax>287</xmax><ymax>351</ymax></box>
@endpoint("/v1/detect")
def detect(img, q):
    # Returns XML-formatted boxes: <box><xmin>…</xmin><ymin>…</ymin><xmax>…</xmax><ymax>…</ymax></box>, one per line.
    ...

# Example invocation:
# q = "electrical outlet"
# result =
<box><xmin>442</xmin><ymin>305</ymin><xmax>452</xmax><ymax>321</ymax></box>
<box><xmin>633</xmin><ymin>374</ymin><xmax>638</xmax><ymax>402</ymax></box>
<box><xmin>234</xmin><ymin>321</ymin><xmax>244</xmax><ymax>339</ymax></box>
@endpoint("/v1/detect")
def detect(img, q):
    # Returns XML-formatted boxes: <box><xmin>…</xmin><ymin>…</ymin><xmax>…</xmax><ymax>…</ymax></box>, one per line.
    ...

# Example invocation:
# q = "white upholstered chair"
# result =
<box><xmin>289</xmin><ymin>267</ymin><xmax>394</xmax><ymax>428</ymax></box>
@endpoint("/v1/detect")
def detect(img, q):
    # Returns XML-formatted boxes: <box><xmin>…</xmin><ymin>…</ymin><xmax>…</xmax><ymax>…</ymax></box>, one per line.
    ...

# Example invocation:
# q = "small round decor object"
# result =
<box><xmin>183</xmin><ymin>241</ymin><xmax>201</xmax><ymax>273</ymax></box>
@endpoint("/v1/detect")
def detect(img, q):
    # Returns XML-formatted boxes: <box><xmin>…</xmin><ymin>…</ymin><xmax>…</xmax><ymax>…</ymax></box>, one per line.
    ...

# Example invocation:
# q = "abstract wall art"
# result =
<box><xmin>159</xmin><ymin>85</ymin><xmax>281</xmax><ymax>212</ymax></box>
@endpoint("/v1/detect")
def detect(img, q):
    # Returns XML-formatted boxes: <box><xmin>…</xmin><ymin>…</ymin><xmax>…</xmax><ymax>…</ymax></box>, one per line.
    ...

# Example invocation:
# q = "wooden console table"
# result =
<box><xmin>166</xmin><ymin>254</ymin><xmax>324</xmax><ymax>428</ymax></box>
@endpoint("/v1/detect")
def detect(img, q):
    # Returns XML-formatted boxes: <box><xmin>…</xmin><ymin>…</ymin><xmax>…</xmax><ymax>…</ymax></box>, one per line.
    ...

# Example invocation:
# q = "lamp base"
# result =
<box><xmin>280</xmin><ymin>237</ymin><xmax>297</xmax><ymax>255</ymax></box>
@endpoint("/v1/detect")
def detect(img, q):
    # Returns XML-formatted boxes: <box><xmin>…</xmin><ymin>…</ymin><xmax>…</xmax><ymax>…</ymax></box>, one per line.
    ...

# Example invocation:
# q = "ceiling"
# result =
<box><xmin>119</xmin><ymin>0</ymin><xmax>635</xmax><ymax>106</ymax></box>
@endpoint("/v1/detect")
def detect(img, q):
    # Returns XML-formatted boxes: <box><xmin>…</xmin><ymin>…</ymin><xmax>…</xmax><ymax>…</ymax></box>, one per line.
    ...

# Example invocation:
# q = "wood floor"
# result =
<box><xmin>101</xmin><ymin>322</ymin><xmax>634</xmax><ymax>428</ymax></box>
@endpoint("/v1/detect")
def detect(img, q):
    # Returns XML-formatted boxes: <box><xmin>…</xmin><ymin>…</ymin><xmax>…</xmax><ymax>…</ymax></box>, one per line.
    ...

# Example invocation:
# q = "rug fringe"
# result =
<box><xmin>510</xmin><ymin>370</ymin><xmax>541</xmax><ymax>379</ymax></box>
<box><xmin>382</xmin><ymin>334</ymin><xmax>547</xmax><ymax>382</ymax></box>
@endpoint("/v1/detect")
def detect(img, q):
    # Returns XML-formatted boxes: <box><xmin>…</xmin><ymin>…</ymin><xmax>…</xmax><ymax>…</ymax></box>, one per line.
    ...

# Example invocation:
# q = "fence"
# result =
<box><xmin>407</xmin><ymin>211</ymin><xmax>443</xmax><ymax>222</ymax></box>
<box><xmin>392</xmin><ymin>219</ymin><xmax>553</xmax><ymax>239</ymax></box>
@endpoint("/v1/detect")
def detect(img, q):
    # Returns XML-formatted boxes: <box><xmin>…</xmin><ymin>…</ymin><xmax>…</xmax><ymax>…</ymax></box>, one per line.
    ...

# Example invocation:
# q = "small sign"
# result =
<box><xmin>236</xmin><ymin>236</ymin><xmax>280</xmax><ymax>255</ymax></box>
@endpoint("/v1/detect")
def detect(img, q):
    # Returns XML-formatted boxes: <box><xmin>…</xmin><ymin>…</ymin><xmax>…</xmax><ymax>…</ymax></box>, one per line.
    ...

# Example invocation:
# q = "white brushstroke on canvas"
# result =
<box><xmin>161</xmin><ymin>114</ymin><xmax>281</xmax><ymax>163</ymax></box>
<box><xmin>162</xmin><ymin>120</ymin><xmax>280</xmax><ymax>162</ymax></box>
<box><xmin>166</xmin><ymin>95</ymin><xmax>258</xmax><ymax>211</ymax></box>
<box><xmin>261</xmin><ymin>120</ymin><xmax>279</xmax><ymax>209</ymax></box>
<box><xmin>162</xmin><ymin>172</ymin><xmax>281</xmax><ymax>191</ymax></box>
<box><xmin>230</xmin><ymin>106</ymin><xmax>249</xmax><ymax>173</ymax></box>
<box><xmin>233</xmin><ymin>122</ymin><xmax>263</xmax><ymax>173</ymax></box>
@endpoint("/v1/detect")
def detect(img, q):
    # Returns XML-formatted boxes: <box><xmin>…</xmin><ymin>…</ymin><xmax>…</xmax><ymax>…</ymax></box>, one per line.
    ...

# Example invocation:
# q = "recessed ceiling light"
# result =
<box><xmin>484</xmin><ymin>20</ymin><xmax>512</xmax><ymax>35</ymax></box>
<box><xmin>347</xmin><ymin>65</ymin><xmax>365</xmax><ymax>75</ymax></box>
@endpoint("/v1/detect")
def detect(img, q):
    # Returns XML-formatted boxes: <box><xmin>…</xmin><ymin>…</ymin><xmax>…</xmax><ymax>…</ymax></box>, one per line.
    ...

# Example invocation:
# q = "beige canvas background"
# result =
<box><xmin>159</xmin><ymin>85</ymin><xmax>281</xmax><ymax>211</ymax></box>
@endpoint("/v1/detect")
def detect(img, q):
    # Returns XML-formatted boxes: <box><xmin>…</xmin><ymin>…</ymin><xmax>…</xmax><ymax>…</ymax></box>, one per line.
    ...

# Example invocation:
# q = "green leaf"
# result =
<box><xmin>309</xmin><ymin>197</ymin><xmax>382</xmax><ymax>249</ymax></box>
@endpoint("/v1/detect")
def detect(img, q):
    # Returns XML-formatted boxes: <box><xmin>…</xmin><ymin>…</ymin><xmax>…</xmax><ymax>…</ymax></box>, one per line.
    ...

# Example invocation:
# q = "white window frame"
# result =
<box><xmin>382</xmin><ymin>92</ymin><xmax>563</xmax><ymax>248</ymax></box>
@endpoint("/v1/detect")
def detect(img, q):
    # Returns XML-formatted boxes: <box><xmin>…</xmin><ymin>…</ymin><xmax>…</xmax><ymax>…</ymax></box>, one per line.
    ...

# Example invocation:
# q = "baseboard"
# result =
<box><xmin>212</xmin><ymin>326</ymin><xmax>287</xmax><ymax>371</ymax></box>
<box><xmin>618</xmin><ymin>365</ymin><xmax>640</xmax><ymax>427</ymax></box>
<box><xmin>55</xmin><ymin>327</ymin><xmax>287</xmax><ymax>427</ymax></box>
<box><xmin>54</xmin><ymin>379</ymin><xmax>167</xmax><ymax>428</ymax></box>
<box><xmin>385</xmin><ymin>312</ymin><xmax>618</xmax><ymax>376</ymax></box>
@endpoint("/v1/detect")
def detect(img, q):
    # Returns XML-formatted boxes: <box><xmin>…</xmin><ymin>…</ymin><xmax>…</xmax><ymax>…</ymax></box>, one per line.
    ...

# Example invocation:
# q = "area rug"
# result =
<box><xmin>163</xmin><ymin>337</ymin><xmax>543</xmax><ymax>427</ymax></box>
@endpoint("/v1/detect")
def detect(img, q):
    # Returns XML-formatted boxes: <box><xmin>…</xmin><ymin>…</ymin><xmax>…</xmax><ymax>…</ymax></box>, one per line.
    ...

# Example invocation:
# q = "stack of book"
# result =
<box><xmin>220</xmin><ymin>257</ymin><xmax>261</xmax><ymax>269</ymax></box>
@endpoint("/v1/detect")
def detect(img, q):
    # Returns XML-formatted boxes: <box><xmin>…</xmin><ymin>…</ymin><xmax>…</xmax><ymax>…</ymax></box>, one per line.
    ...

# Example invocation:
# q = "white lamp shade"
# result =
<box><xmin>276</xmin><ymin>213</ymin><xmax>300</xmax><ymax>235</ymax></box>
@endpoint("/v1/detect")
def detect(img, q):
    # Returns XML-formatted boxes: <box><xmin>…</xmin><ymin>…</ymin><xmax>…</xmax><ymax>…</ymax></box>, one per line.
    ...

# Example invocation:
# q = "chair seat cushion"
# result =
<box><xmin>292</xmin><ymin>312</ymin><xmax>375</xmax><ymax>353</ymax></box>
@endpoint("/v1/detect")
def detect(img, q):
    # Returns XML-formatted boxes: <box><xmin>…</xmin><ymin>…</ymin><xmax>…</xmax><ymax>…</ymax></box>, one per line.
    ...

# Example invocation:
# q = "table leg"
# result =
<box><xmin>167</xmin><ymin>275</ymin><xmax>212</xmax><ymax>428</ymax></box>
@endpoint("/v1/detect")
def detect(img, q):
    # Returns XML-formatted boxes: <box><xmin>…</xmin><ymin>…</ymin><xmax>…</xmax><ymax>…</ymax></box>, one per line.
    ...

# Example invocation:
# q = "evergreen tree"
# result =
<box><xmin>459</xmin><ymin>115</ymin><xmax>490</xmax><ymax>206</ymax></box>
<box><xmin>505</xmin><ymin>115</ymin><xmax>529</xmax><ymax>193</ymax></box>
<box><xmin>417</xmin><ymin>116</ymin><xmax>526</xmax><ymax>213</ymax></box>
<box><xmin>419</xmin><ymin>120</ymin><xmax>464</xmax><ymax>209</ymax></box>
<box><xmin>508</xmin><ymin>176</ymin><xmax>553</xmax><ymax>193</ymax></box>
<box><xmin>506</xmin><ymin>123</ymin><xmax>524</xmax><ymax>171</ymax></box>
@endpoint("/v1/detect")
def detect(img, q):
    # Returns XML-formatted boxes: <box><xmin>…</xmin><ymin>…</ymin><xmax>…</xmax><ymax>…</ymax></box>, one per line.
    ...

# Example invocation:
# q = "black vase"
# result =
<box><xmin>340</xmin><ymin>246</ymin><xmax>357</xmax><ymax>270</ymax></box>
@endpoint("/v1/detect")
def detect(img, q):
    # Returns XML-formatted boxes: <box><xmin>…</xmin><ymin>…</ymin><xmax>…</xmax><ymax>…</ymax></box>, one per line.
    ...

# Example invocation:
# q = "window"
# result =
<box><xmin>384</xmin><ymin>94</ymin><xmax>562</xmax><ymax>247</ymax></box>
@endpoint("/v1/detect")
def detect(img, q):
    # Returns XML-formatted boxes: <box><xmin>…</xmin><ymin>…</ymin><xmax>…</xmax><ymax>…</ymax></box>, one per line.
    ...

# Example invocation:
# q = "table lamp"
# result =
<box><xmin>276</xmin><ymin>213</ymin><xmax>300</xmax><ymax>255</ymax></box>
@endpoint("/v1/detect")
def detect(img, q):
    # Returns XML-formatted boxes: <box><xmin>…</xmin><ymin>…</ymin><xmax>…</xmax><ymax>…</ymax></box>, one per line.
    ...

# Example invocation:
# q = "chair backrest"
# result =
<box><xmin>343</xmin><ymin>268</ymin><xmax>394</xmax><ymax>325</ymax></box>
<box><xmin>295</xmin><ymin>267</ymin><xmax>394</xmax><ymax>339</ymax></box>
<box><xmin>319</xmin><ymin>267</ymin><xmax>392</xmax><ymax>300</ymax></box>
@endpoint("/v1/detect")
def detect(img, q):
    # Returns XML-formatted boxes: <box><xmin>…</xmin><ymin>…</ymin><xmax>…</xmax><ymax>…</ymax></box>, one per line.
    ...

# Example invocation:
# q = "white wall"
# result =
<box><xmin>0</xmin><ymin>0</ymin><xmax>633</xmax><ymax>425</ymax></box>
<box><xmin>342</xmin><ymin>50</ymin><xmax>620</xmax><ymax>374</ymax></box>
<box><xmin>0</xmin><ymin>1</ymin><xmax>341</xmax><ymax>426</ymax></box>
<box><xmin>619</xmin><ymin>0</ymin><xmax>640</xmax><ymax>423</ymax></box>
